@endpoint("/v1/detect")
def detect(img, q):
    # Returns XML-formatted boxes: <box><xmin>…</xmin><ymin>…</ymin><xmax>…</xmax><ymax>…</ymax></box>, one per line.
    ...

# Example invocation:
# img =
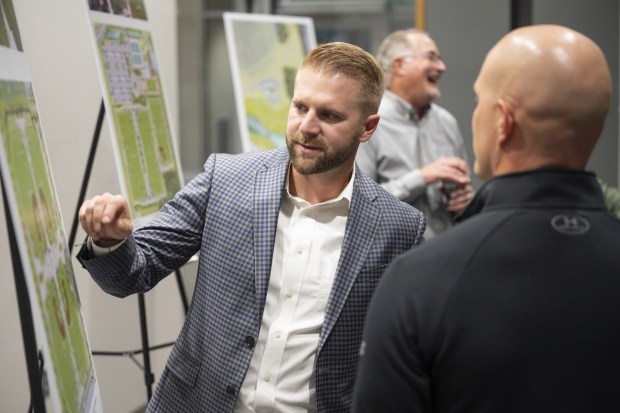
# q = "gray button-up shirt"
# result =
<box><xmin>356</xmin><ymin>90</ymin><xmax>468</xmax><ymax>238</ymax></box>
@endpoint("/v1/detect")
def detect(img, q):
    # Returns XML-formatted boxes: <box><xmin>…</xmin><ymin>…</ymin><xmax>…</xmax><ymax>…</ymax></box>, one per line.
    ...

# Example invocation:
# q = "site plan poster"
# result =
<box><xmin>85</xmin><ymin>0</ymin><xmax>183</xmax><ymax>227</ymax></box>
<box><xmin>224</xmin><ymin>12</ymin><xmax>316</xmax><ymax>152</ymax></box>
<box><xmin>0</xmin><ymin>1</ymin><xmax>103</xmax><ymax>411</ymax></box>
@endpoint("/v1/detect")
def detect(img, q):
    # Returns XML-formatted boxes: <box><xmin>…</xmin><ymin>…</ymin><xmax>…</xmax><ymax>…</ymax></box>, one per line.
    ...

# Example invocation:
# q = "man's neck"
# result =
<box><xmin>288</xmin><ymin>165</ymin><xmax>353</xmax><ymax>205</ymax></box>
<box><xmin>407</xmin><ymin>94</ymin><xmax>432</xmax><ymax>119</ymax></box>
<box><xmin>412</xmin><ymin>103</ymin><xmax>430</xmax><ymax>120</ymax></box>
<box><xmin>387</xmin><ymin>88</ymin><xmax>431</xmax><ymax>120</ymax></box>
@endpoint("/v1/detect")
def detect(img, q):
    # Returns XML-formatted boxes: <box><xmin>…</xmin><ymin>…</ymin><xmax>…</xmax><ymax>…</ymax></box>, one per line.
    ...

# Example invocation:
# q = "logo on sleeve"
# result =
<box><xmin>550</xmin><ymin>214</ymin><xmax>590</xmax><ymax>235</ymax></box>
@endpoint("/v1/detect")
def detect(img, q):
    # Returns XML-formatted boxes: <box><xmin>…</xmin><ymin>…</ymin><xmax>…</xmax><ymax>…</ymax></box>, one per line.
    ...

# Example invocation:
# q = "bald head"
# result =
<box><xmin>472</xmin><ymin>25</ymin><xmax>611</xmax><ymax>178</ymax></box>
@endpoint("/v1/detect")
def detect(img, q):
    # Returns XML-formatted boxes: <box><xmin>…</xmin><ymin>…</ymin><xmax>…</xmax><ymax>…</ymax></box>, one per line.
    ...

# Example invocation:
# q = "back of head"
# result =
<box><xmin>479</xmin><ymin>25</ymin><xmax>611</xmax><ymax>170</ymax></box>
<box><xmin>301</xmin><ymin>42</ymin><xmax>385</xmax><ymax>116</ymax></box>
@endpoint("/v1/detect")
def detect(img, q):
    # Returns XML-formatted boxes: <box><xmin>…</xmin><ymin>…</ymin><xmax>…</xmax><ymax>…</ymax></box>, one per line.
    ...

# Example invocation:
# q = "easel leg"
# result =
<box><xmin>138</xmin><ymin>293</ymin><xmax>155</xmax><ymax>400</ymax></box>
<box><xmin>175</xmin><ymin>269</ymin><xmax>190</xmax><ymax>314</ymax></box>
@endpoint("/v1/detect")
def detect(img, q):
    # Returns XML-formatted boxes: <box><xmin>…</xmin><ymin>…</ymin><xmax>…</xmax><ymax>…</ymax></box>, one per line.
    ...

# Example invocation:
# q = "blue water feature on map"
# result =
<box><xmin>247</xmin><ymin>116</ymin><xmax>285</xmax><ymax>148</ymax></box>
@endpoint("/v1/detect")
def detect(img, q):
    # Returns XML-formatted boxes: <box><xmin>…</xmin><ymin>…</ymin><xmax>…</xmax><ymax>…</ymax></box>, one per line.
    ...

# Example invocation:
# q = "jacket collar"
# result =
<box><xmin>254</xmin><ymin>149</ymin><xmax>382</xmax><ymax>340</ymax></box>
<box><xmin>457</xmin><ymin>169</ymin><xmax>606</xmax><ymax>222</ymax></box>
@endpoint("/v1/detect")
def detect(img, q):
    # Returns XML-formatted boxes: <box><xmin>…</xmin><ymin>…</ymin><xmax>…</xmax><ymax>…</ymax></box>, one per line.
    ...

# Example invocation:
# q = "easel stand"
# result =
<box><xmin>1</xmin><ymin>169</ymin><xmax>47</xmax><ymax>413</ymax></box>
<box><xmin>69</xmin><ymin>100</ymin><xmax>190</xmax><ymax>402</ymax></box>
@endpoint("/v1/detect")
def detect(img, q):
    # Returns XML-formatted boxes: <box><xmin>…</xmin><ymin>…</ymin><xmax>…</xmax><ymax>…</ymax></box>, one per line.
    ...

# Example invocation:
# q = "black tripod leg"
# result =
<box><xmin>138</xmin><ymin>293</ymin><xmax>154</xmax><ymax>400</ymax></box>
<box><xmin>174</xmin><ymin>269</ymin><xmax>190</xmax><ymax>314</ymax></box>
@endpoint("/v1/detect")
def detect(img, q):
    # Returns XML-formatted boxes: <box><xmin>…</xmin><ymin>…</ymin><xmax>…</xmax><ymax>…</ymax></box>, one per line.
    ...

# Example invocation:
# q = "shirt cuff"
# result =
<box><xmin>403</xmin><ymin>169</ymin><xmax>425</xmax><ymax>191</ymax></box>
<box><xmin>385</xmin><ymin>169</ymin><xmax>426</xmax><ymax>200</ymax></box>
<box><xmin>88</xmin><ymin>237</ymin><xmax>127</xmax><ymax>257</ymax></box>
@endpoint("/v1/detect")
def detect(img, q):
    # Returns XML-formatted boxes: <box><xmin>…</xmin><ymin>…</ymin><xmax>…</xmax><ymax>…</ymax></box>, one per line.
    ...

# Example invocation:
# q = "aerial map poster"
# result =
<box><xmin>224</xmin><ymin>12</ymin><xmax>316</xmax><ymax>152</ymax></box>
<box><xmin>0</xmin><ymin>1</ymin><xmax>103</xmax><ymax>412</ymax></box>
<box><xmin>85</xmin><ymin>0</ymin><xmax>183</xmax><ymax>227</ymax></box>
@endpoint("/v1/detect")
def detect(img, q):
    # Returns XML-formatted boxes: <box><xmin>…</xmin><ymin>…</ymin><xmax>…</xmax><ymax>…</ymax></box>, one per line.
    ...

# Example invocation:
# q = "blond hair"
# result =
<box><xmin>301</xmin><ymin>42</ymin><xmax>385</xmax><ymax>116</ymax></box>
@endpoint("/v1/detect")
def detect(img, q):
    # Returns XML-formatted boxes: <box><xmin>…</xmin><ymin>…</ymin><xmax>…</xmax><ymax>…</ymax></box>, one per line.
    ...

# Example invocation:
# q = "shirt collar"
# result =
<box><xmin>384</xmin><ymin>89</ymin><xmax>432</xmax><ymax>122</ymax></box>
<box><xmin>285</xmin><ymin>165</ymin><xmax>355</xmax><ymax>209</ymax></box>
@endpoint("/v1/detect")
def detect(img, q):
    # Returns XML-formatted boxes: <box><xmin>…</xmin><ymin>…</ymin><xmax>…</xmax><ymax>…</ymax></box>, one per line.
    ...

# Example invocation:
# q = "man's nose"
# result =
<box><xmin>436</xmin><ymin>59</ymin><xmax>447</xmax><ymax>72</ymax></box>
<box><xmin>299</xmin><ymin>110</ymin><xmax>320</xmax><ymax>136</ymax></box>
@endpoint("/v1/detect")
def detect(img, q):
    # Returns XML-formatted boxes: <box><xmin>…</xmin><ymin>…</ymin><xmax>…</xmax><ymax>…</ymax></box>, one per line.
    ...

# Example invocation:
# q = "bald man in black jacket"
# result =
<box><xmin>353</xmin><ymin>25</ymin><xmax>620</xmax><ymax>413</ymax></box>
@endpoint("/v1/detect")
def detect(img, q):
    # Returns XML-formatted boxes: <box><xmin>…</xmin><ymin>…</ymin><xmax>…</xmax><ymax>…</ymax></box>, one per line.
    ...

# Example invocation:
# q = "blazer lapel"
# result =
<box><xmin>318</xmin><ymin>174</ymin><xmax>381</xmax><ymax>352</ymax></box>
<box><xmin>253</xmin><ymin>152</ymin><xmax>289</xmax><ymax>321</ymax></box>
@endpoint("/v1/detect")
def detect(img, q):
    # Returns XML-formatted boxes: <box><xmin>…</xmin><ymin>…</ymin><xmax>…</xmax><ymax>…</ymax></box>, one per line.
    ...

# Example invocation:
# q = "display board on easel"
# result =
<box><xmin>80</xmin><ymin>1</ymin><xmax>190</xmax><ymax>403</ymax></box>
<box><xmin>83</xmin><ymin>0</ymin><xmax>183</xmax><ymax>228</ymax></box>
<box><xmin>0</xmin><ymin>1</ymin><xmax>103</xmax><ymax>412</ymax></box>
<box><xmin>224</xmin><ymin>12</ymin><xmax>316</xmax><ymax>153</ymax></box>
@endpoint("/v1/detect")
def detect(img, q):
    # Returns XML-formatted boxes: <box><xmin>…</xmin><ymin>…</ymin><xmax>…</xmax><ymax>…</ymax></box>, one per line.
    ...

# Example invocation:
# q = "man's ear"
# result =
<box><xmin>496</xmin><ymin>99</ymin><xmax>514</xmax><ymax>146</ymax></box>
<box><xmin>391</xmin><ymin>57</ymin><xmax>406</xmax><ymax>77</ymax></box>
<box><xmin>358</xmin><ymin>114</ymin><xmax>381</xmax><ymax>143</ymax></box>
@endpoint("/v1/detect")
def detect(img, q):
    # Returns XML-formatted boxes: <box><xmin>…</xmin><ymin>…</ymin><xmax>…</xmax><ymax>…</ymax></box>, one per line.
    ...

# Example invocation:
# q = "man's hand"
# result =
<box><xmin>447</xmin><ymin>183</ymin><xmax>474</xmax><ymax>213</ymax></box>
<box><xmin>79</xmin><ymin>193</ymin><xmax>133</xmax><ymax>247</ymax></box>
<box><xmin>420</xmin><ymin>157</ymin><xmax>470</xmax><ymax>186</ymax></box>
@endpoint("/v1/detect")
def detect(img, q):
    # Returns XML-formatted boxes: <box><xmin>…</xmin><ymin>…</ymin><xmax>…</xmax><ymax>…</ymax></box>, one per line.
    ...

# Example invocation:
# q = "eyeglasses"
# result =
<box><xmin>397</xmin><ymin>51</ymin><xmax>443</xmax><ymax>63</ymax></box>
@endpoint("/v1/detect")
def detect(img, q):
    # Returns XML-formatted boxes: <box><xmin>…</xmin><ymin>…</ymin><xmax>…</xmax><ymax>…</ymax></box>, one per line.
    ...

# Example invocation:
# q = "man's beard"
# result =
<box><xmin>287</xmin><ymin>132</ymin><xmax>360</xmax><ymax>176</ymax></box>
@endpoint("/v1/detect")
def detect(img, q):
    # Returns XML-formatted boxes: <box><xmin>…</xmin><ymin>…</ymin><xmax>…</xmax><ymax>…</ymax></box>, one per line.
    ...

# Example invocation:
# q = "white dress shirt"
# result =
<box><xmin>234</xmin><ymin>167</ymin><xmax>354</xmax><ymax>413</ymax></box>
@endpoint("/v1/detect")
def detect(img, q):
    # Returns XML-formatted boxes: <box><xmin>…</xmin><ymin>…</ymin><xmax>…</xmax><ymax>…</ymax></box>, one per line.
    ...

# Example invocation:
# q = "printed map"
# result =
<box><xmin>94</xmin><ymin>23</ymin><xmax>181</xmax><ymax>220</ymax></box>
<box><xmin>0</xmin><ymin>80</ymin><xmax>99</xmax><ymax>413</ymax></box>
<box><xmin>229</xmin><ymin>18</ymin><xmax>314</xmax><ymax>151</ymax></box>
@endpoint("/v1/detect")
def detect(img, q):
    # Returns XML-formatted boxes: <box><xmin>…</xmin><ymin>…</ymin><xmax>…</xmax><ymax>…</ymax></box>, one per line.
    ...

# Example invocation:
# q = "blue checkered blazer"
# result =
<box><xmin>78</xmin><ymin>148</ymin><xmax>425</xmax><ymax>412</ymax></box>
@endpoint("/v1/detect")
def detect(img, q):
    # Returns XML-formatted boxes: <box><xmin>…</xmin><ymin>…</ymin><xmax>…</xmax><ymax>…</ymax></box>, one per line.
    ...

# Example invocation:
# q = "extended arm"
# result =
<box><xmin>77</xmin><ymin>155</ymin><xmax>219</xmax><ymax>297</ymax></box>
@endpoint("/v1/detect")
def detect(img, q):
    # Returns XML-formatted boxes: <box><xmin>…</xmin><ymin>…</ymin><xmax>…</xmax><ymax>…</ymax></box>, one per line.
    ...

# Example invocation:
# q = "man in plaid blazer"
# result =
<box><xmin>78</xmin><ymin>42</ymin><xmax>425</xmax><ymax>412</ymax></box>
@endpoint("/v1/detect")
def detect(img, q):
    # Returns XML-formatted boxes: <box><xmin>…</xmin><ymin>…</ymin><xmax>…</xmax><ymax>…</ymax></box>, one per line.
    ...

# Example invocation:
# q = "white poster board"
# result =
<box><xmin>0</xmin><ymin>1</ymin><xmax>103</xmax><ymax>411</ymax></box>
<box><xmin>224</xmin><ymin>12</ymin><xmax>316</xmax><ymax>152</ymax></box>
<box><xmin>84</xmin><ymin>0</ymin><xmax>183</xmax><ymax>228</ymax></box>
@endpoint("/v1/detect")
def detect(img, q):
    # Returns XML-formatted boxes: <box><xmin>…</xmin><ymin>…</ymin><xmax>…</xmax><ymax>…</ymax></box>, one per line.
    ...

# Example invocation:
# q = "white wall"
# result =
<box><xmin>0</xmin><ymin>1</ymin><xmax>191</xmax><ymax>412</ymax></box>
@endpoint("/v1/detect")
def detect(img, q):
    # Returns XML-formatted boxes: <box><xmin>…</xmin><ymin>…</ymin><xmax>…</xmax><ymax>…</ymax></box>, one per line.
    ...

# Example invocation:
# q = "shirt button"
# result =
<box><xmin>296</xmin><ymin>247</ymin><xmax>303</xmax><ymax>254</ymax></box>
<box><xmin>264</xmin><ymin>374</ymin><xmax>271</xmax><ymax>382</ymax></box>
<box><xmin>245</xmin><ymin>336</ymin><xmax>255</xmax><ymax>349</ymax></box>
<box><xmin>275</xmin><ymin>332</ymin><xmax>282</xmax><ymax>339</ymax></box>
<box><xmin>286</xmin><ymin>291</ymin><xmax>293</xmax><ymax>299</ymax></box>
<box><xmin>226</xmin><ymin>385</ymin><xmax>235</xmax><ymax>395</ymax></box>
